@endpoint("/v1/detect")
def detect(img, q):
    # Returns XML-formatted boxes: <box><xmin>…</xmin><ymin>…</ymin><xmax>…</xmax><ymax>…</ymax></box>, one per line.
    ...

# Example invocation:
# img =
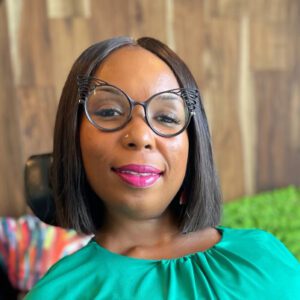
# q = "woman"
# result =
<box><xmin>25</xmin><ymin>37</ymin><xmax>300</xmax><ymax>299</ymax></box>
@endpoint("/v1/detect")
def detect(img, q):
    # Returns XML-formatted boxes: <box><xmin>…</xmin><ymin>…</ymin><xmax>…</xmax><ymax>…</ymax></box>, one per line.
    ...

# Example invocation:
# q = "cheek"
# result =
<box><xmin>79</xmin><ymin>119</ymin><xmax>112</xmax><ymax>169</ymax></box>
<box><xmin>165</xmin><ymin>132</ymin><xmax>189</xmax><ymax>172</ymax></box>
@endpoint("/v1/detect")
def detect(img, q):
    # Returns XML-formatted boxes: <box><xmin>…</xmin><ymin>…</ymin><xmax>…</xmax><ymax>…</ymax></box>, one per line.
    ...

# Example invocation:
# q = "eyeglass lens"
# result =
<box><xmin>86</xmin><ymin>85</ymin><xmax>189</xmax><ymax>136</ymax></box>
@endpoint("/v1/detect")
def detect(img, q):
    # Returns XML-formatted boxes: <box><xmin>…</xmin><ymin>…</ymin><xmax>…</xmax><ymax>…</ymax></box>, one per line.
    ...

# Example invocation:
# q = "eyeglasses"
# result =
<box><xmin>77</xmin><ymin>75</ymin><xmax>199</xmax><ymax>137</ymax></box>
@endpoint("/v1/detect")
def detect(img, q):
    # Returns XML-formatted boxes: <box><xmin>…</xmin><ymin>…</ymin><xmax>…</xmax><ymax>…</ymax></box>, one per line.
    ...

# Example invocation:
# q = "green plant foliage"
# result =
<box><xmin>222</xmin><ymin>186</ymin><xmax>300</xmax><ymax>260</ymax></box>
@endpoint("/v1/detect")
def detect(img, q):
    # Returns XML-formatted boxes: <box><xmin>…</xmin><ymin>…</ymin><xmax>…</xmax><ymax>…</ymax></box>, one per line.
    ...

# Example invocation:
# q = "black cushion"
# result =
<box><xmin>24</xmin><ymin>154</ymin><xmax>57</xmax><ymax>226</ymax></box>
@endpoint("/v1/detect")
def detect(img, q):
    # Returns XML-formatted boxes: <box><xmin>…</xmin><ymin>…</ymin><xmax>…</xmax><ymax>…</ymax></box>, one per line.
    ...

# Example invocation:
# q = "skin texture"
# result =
<box><xmin>80</xmin><ymin>46</ymin><xmax>220</xmax><ymax>259</ymax></box>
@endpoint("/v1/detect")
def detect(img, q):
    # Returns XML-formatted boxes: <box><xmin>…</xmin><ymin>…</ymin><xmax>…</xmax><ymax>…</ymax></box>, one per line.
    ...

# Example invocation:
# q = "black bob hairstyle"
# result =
<box><xmin>52</xmin><ymin>36</ymin><xmax>222</xmax><ymax>234</ymax></box>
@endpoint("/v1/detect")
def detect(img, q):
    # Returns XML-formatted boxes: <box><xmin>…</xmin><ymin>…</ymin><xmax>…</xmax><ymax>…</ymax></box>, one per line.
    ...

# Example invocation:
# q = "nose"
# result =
<box><xmin>121</xmin><ymin>107</ymin><xmax>155</xmax><ymax>150</ymax></box>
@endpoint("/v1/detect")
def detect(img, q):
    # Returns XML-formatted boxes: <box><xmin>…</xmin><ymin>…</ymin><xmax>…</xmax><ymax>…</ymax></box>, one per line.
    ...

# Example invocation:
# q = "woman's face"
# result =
<box><xmin>80</xmin><ymin>46</ymin><xmax>189</xmax><ymax>220</ymax></box>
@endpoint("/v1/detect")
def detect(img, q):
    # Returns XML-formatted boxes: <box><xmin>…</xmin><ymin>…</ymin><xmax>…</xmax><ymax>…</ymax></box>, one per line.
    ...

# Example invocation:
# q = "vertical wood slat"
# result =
<box><xmin>248</xmin><ymin>0</ymin><xmax>298</xmax><ymax>22</ymax></box>
<box><xmin>127</xmin><ymin>0</ymin><xmax>167</xmax><ymax>41</ymax></box>
<box><xmin>255</xmin><ymin>71</ymin><xmax>299</xmax><ymax>190</ymax></box>
<box><xmin>5</xmin><ymin>0</ymin><xmax>23</xmax><ymax>86</ymax></box>
<box><xmin>16</xmin><ymin>87</ymin><xmax>57</xmax><ymax>161</ymax></box>
<box><xmin>201</xmin><ymin>17</ymin><xmax>245</xmax><ymax>200</ymax></box>
<box><xmin>173</xmin><ymin>0</ymin><xmax>205</xmax><ymax>84</ymax></box>
<box><xmin>204</xmin><ymin>0</ymin><xmax>249</xmax><ymax>19</ymax></box>
<box><xmin>46</xmin><ymin>0</ymin><xmax>91</xmax><ymax>19</ymax></box>
<box><xmin>16</xmin><ymin>0</ymin><xmax>52</xmax><ymax>87</ymax></box>
<box><xmin>289</xmin><ymin>36</ymin><xmax>300</xmax><ymax>156</ymax></box>
<box><xmin>90</xmin><ymin>0</ymin><xmax>167</xmax><ymax>42</ymax></box>
<box><xmin>89</xmin><ymin>0</ymin><xmax>131</xmax><ymax>39</ymax></box>
<box><xmin>251</xmin><ymin>0</ymin><xmax>300</xmax><ymax>191</ymax></box>
<box><xmin>48</xmin><ymin>18</ymin><xmax>91</xmax><ymax>100</ymax></box>
<box><xmin>238</xmin><ymin>14</ymin><xmax>257</xmax><ymax>196</ymax></box>
<box><xmin>250</xmin><ymin>21</ymin><xmax>293</xmax><ymax>71</ymax></box>
<box><xmin>0</xmin><ymin>1</ymin><xmax>25</xmax><ymax>216</ymax></box>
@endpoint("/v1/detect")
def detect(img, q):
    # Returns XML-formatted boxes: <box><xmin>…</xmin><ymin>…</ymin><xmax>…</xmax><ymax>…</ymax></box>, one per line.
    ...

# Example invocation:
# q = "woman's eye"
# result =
<box><xmin>94</xmin><ymin>108</ymin><xmax>123</xmax><ymax>117</ymax></box>
<box><xmin>155</xmin><ymin>114</ymin><xmax>181</xmax><ymax>125</ymax></box>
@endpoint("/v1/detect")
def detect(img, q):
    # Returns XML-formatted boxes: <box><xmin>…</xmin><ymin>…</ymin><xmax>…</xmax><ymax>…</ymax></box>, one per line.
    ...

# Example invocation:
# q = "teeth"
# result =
<box><xmin>119</xmin><ymin>170</ymin><xmax>157</xmax><ymax>176</ymax></box>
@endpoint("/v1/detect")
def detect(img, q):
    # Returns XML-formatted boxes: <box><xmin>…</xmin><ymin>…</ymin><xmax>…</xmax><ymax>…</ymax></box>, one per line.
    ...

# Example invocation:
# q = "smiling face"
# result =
<box><xmin>79</xmin><ymin>46</ymin><xmax>189</xmax><ymax>221</ymax></box>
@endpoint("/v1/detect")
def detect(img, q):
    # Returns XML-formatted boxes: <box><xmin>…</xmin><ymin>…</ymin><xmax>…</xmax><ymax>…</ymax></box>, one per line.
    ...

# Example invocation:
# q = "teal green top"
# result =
<box><xmin>25</xmin><ymin>227</ymin><xmax>300</xmax><ymax>299</ymax></box>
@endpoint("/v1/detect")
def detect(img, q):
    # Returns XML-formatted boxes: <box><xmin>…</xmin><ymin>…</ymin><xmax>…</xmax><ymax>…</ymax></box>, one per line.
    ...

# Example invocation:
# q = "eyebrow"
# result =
<box><xmin>95</xmin><ymin>83</ymin><xmax>181</xmax><ymax>101</ymax></box>
<box><xmin>155</xmin><ymin>93</ymin><xmax>180</xmax><ymax>100</ymax></box>
<box><xmin>94</xmin><ymin>85</ymin><xmax>123</xmax><ymax>96</ymax></box>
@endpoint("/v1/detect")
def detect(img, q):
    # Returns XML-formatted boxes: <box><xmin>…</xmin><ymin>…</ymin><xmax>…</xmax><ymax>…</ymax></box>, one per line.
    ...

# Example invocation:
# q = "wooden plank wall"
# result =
<box><xmin>0</xmin><ymin>0</ymin><xmax>299</xmax><ymax>216</ymax></box>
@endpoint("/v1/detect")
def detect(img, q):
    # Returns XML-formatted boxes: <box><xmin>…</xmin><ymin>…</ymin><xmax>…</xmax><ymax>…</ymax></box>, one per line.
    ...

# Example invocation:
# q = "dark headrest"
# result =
<box><xmin>24</xmin><ymin>154</ymin><xmax>58</xmax><ymax>226</ymax></box>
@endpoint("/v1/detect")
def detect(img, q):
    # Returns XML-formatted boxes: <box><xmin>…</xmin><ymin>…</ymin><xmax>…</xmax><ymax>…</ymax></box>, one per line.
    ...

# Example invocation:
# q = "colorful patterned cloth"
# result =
<box><xmin>0</xmin><ymin>215</ymin><xmax>91</xmax><ymax>292</ymax></box>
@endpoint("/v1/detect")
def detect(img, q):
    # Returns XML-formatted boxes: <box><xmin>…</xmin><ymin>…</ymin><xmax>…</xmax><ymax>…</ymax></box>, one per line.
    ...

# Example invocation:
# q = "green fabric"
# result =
<box><xmin>25</xmin><ymin>227</ymin><xmax>300</xmax><ymax>300</ymax></box>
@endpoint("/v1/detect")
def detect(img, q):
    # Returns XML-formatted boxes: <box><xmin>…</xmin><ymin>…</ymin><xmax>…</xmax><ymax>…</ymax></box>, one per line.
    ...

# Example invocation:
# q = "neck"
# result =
<box><xmin>95</xmin><ymin>209</ymin><xmax>180</xmax><ymax>253</ymax></box>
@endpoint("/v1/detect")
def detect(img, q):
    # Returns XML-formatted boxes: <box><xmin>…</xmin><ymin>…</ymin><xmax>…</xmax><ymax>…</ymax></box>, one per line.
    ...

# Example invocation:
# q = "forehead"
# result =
<box><xmin>94</xmin><ymin>46</ymin><xmax>179</xmax><ymax>98</ymax></box>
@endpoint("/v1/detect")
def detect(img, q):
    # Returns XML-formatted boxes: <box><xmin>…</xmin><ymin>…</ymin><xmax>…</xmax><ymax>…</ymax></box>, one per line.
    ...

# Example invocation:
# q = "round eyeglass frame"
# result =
<box><xmin>77</xmin><ymin>75</ymin><xmax>199</xmax><ymax>138</ymax></box>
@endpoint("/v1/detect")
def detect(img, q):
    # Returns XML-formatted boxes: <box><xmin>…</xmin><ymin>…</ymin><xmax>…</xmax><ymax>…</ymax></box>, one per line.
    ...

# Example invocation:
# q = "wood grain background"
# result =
<box><xmin>0</xmin><ymin>0</ymin><xmax>299</xmax><ymax>216</ymax></box>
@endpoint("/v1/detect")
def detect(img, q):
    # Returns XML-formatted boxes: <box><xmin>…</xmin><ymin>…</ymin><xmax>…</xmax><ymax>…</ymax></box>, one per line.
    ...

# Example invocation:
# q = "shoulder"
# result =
<box><xmin>217</xmin><ymin>227</ymin><xmax>300</xmax><ymax>288</ymax></box>
<box><xmin>219</xmin><ymin>226</ymin><xmax>297</xmax><ymax>257</ymax></box>
<box><xmin>219</xmin><ymin>226</ymin><xmax>298</xmax><ymax>259</ymax></box>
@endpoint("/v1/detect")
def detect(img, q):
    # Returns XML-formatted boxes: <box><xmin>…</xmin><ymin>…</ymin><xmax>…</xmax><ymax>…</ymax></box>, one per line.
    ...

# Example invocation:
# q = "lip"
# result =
<box><xmin>112</xmin><ymin>164</ymin><xmax>163</xmax><ymax>188</ymax></box>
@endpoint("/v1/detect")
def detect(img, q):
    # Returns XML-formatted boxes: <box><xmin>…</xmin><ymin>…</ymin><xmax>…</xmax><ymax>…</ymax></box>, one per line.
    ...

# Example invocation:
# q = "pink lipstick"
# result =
<box><xmin>112</xmin><ymin>164</ymin><xmax>162</xmax><ymax>188</ymax></box>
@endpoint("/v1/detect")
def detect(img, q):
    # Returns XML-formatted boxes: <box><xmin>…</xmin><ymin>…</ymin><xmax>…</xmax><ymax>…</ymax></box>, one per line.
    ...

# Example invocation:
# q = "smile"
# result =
<box><xmin>112</xmin><ymin>164</ymin><xmax>163</xmax><ymax>188</ymax></box>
